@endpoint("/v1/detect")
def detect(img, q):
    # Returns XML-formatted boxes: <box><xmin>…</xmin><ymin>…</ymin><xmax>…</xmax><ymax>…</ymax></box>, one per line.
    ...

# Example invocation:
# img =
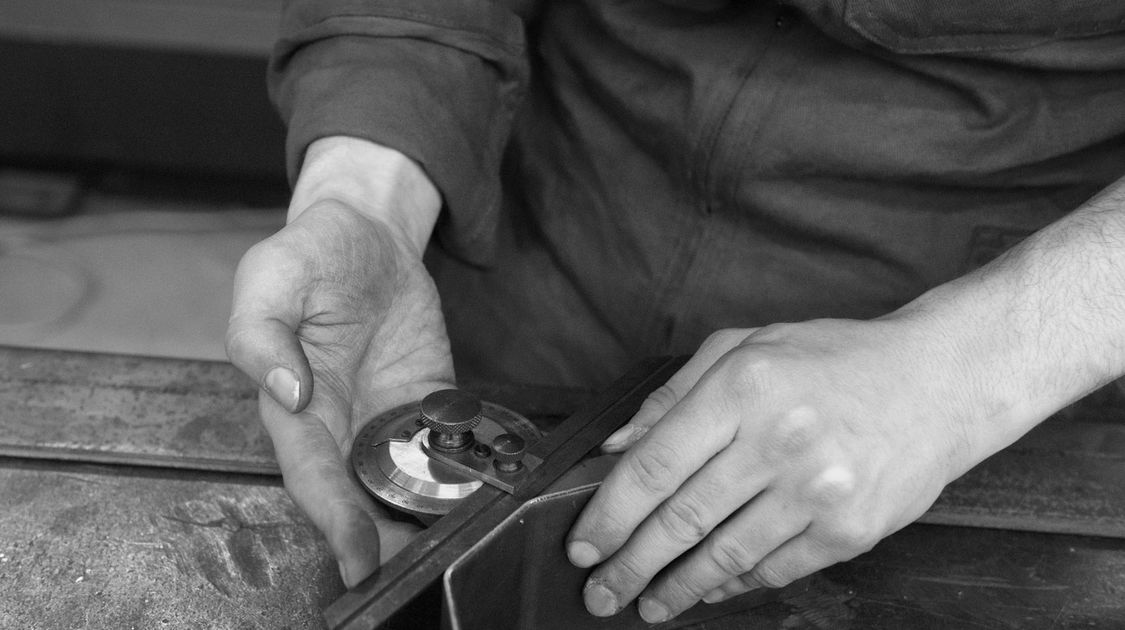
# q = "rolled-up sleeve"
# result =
<box><xmin>269</xmin><ymin>0</ymin><xmax>529</xmax><ymax>263</ymax></box>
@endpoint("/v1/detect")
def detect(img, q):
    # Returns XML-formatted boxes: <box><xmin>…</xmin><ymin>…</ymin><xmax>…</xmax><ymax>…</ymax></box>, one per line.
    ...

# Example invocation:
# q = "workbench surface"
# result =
<box><xmin>2</xmin><ymin>346</ymin><xmax>1123</xmax><ymax>629</ymax></box>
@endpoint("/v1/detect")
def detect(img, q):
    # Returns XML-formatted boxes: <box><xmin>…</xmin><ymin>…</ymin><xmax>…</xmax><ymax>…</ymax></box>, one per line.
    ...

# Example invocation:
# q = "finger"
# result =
<box><xmin>578</xmin><ymin>446</ymin><xmax>774</xmax><ymax>618</ymax></box>
<box><xmin>698</xmin><ymin>516</ymin><xmax>880</xmax><ymax>607</ymax></box>
<box><xmin>602</xmin><ymin>329</ymin><xmax>752</xmax><ymax>452</ymax></box>
<box><xmin>638</xmin><ymin>489</ymin><xmax>809</xmax><ymax>622</ymax></box>
<box><xmin>226</xmin><ymin>241</ymin><xmax>314</xmax><ymax>413</ymax></box>
<box><xmin>697</xmin><ymin>515</ymin><xmax>877</xmax><ymax>606</ymax></box>
<box><xmin>568</xmin><ymin>375</ymin><xmax>742</xmax><ymax>574</ymax></box>
<box><xmin>701</xmin><ymin>574</ymin><xmax>760</xmax><ymax>605</ymax></box>
<box><xmin>737</xmin><ymin>528</ymin><xmax>848</xmax><ymax>593</ymax></box>
<box><xmin>259</xmin><ymin>394</ymin><xmax>381</xmax><ymax>586</ymax></box>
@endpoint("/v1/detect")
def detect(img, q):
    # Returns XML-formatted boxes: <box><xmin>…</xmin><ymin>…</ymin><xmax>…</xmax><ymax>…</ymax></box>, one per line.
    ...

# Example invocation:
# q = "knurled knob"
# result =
<box><xmin>420</xmin><ymin>390</ymin><xmax>482</xmax><ymax>452</ymax></box>
<box><xmin>492</xmin><ymin>433</ymin><xmax>526</xmax><ymax>472</ymax></box>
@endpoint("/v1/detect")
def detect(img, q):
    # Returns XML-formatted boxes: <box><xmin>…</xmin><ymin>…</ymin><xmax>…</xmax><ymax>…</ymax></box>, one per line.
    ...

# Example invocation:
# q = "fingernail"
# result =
<box><xmin>701</xmin><ymin>588</ymin><xmax>726</xmax><ymax>604</ymax></box>
<box><xmin>265</xmin><ymin>367</ymin><xmax>300</xmax><ymax>412</ymax></box>
<box><xmin>638</xmin><ymin>597</ymin><xmax>671</xmax><ymax>624</ymax></box>
<box><xmin>336</xmin><ymin>561</ymin><xmax>352</xmax><ymax>588</ymax></box>
<box><xmin>601</xmin><ymin>427</ymin><xmax>631</xmax><ymax>451</ymax></box>
<box><xmin>583</xmin><ymin>582</ymin><xmax>618</xmax><ymax>617</ymax></box>
<box><xmin>567</xmin><ymin>540</ymin><xmax>600</xmax><ymax>567</ymax></box>
<box><xmin>603</xmin><ymin>424</ymin><xmax>645</xmax><ymax>451</ymax></box>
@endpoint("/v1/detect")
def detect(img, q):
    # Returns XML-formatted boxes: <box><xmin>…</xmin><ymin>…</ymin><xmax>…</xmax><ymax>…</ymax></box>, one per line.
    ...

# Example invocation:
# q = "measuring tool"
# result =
<box><xmin>328</xmin><ymin>356</ymin><xmax>686</xmax><ymax>629</ymax></box>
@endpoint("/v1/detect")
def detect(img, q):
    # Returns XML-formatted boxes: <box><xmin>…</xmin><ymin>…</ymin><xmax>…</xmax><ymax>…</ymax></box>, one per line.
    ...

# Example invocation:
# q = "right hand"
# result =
<box><xmin>226</xmin><ymin>138</ymin><xmax>451</xmax><ymax>586</ymax></box>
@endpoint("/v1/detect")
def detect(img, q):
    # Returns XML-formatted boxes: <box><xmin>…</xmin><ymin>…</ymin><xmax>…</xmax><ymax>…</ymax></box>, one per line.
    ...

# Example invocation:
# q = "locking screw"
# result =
<box><xmin>420</xmin><ymin>389</ymin><xmax>482</xmax><ymax>453</ymax></box>
<box><xmin>492</xmin><ymin>433</ymin><xmax>526</xmax><ymax>473</ymax></box>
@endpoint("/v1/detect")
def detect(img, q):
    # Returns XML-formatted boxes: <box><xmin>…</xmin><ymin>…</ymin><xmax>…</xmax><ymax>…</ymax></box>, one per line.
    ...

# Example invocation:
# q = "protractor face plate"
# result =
<box><xmin>351</xmin><ymin>400</ymin><xmax>541</xmax><ymax>521</ymax></box>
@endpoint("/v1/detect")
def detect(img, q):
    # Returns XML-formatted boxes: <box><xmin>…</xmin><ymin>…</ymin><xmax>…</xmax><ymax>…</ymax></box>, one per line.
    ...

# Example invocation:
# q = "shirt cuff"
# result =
<box><xmin>268</xmin><ymin>1</ymin><xmax>528</xmax><ymax>264</ymax></box>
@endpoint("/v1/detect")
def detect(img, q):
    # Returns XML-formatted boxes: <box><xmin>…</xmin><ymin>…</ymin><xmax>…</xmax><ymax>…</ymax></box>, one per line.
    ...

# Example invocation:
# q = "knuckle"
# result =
<box><xmin>642</xmin><ymin>384</ymin><xmax>679</xmax><ymax>416</ymax></box>
<box><xmin>749</xmin><ymin>562</ymin><xmax>793</xmax><ymax>590</ymax></box>
<box><xmin>803</xmin><ymin>465</ymin><xmax>857</xmax><ymax>508</ymax></box>
<box><xmin>821</xmin><ymin>515</ymin><xmax>880</xmax><ymax>555</ymax></box>
<box><xmin>764</xmin><ymin>406</ymin><xmax>821</xmax><ymax>458</ymax></box>
<box><xmin>706</xmin><ymin>534</ymin><xmax>759</xmax><ymax>577</ymax></box>
<box><xmin>700</xmin><ymin>328</ymin><xmax>747</xmax><ymax>353</ymax></box>
<box><xmin>715</xmin><ymin>351</ymin><xmax>774</xmax><ymax>400</ymax></box>
<box><xmin>608</xmin><ymin>549</ymin><xmax>652</xmax><ymax>588</ymax></box>
<box><xmin>659</xmin><ymin>568</ymin><xmax>708</xmax><ymax>603</ymax></box>
<box><xmin>239</xmin><ymin>236</ymin><xmax>307</xmax><ymax>284</ymax></box>
<box><xmin>655</xmin><ymin>497</ymin><xmax>710</xmax><ymax>545</ymax></box>
<box><xmin>238</xmin><ymin>239</ymin><xmax>274</xmax><ymax>273</ymax></box>
<box><xmin>745</xmin><ymin>322</ymin><xmax>795</xmax><ymax>345</ymax></box>
<box><xmin>623</xmin><ymin>441</ymin><xmax>681</xmax><ymax>495</ymax></box>
<box><xmin>733</xmin><ymin>572</ymin><xmax>759</xmax><ymax>591</ymax></box>
<box><xmin>724</xmin><ymin>348</ymin><xmax>772</xmax><ymax>383</ymax></box>
<box><xmin>223</xmin><ymin>325</ymin><xmax>253</xmax><ymax>366</ymax></box>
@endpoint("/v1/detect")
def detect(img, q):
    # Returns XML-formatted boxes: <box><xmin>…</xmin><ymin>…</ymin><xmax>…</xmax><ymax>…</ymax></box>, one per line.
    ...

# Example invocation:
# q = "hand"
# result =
<box><xmin>567</xmin><ymin>316</ymin><xmax>987</xmax><ymax>623</ymax></box>
<box><xmin>226</xmin><ymin>196</ymin><xmax>451</xmax><ymax>586</ymax></box>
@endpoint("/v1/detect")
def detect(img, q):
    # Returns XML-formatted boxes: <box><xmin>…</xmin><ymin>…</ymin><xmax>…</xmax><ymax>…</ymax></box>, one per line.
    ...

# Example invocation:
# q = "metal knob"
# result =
<box><xmin>420</xmin><ymin>389</ymin><xmax>482</xmax><ymax>453</ymax></box>
<box><xmin>492</xmin><ymin>433</ymin><xmax>526</xmax><ymax>473</ymax></box>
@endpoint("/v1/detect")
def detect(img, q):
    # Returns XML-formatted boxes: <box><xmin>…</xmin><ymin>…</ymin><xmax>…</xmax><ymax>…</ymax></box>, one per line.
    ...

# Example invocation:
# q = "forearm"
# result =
<box><xmin>896</xmin><ymin>175</ymin><xmax>1125</xmax><ymax>459</ymax></box>
<box><xmin>289</xmin><ymin>136</ymin><xmax>442</xmax><ymax>256</ymax></box>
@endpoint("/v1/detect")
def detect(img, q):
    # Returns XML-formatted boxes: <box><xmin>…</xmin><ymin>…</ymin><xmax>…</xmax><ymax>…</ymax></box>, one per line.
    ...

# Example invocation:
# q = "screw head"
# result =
<box><xmin>420</xmin><ymin>389</ymin><xmax>482</xmax><ymax>435</ymax></box>
<box><xmin>492</xmin><ymin>433</ymin><xmax>526</xmax><ymax>472</ymax></box>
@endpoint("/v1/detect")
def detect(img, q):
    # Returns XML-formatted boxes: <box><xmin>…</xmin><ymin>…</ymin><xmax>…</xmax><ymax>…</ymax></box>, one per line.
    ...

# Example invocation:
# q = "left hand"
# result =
<box><xmin>567</xmin><ymin>316</ymin><xmax>988</xmax><ymax>623</ymax></box>
<box><xmin>226</xmin><ymin>137</ymin><xmax>447</xmax><ymax>586</ymax></box>
<box><xmin>226</xmin><ymin>200</ymin><xmax>446</xmax><ymax>586</ymax></box>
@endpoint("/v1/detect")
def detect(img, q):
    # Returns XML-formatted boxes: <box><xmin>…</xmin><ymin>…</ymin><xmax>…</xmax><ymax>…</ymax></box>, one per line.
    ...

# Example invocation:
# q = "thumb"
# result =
<box><xmin>602</xmin><ymin>329</ymin><xmax>754</xmax><ymax>452</ymax></box>
<box><xmin>225</xmin><ymin>242</ymin><xmax>314</xmax><ymax>413</ymax></box>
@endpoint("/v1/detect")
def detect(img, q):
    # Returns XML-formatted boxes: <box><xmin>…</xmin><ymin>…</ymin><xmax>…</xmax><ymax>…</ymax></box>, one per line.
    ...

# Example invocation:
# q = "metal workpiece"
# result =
<box><xmin>443</xmin><ymin>480</ymin><xmax>801</xmax><ymax>630</ymax></box>
<box><xmin>350</xmin><ymin>390</ymin><xmax>542</xmax><ymax>522</ymax></box>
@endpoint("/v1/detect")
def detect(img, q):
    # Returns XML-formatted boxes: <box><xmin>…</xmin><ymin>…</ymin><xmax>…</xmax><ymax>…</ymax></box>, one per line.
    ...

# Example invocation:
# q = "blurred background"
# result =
<box><xmin>0</xmin><ymin>0</ymin><xmax>290</xmax><ymax>361</ymax></box>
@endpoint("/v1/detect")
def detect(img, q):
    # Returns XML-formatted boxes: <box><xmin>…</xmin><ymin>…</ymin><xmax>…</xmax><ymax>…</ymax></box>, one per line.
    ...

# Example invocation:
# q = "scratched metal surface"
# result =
<box><xmin>0</xmin><ymin>346</ymin><xmax>590</xmax><ymax>474</ymax></box>
<box><xmin>694</xmin><ymin>524</ymin><xmax>1125</xmax><ymax>629</ymax></box>
<box><xmin>924</xmin><ymin>418</ymin><xmax>1125</xmax><ymax>538</ymax></box>
<box><xmin>0</xmin><ymin>346</ymin><xmax>273</xmax><ymax>473</ymax></box>
<box><xmin>810</xmin><ymin>524</ymin><xmax>1125</xmax><ymax>629</ymax></box>
<box><xmin>0</xmin><ymin>458</ymin><xmax>342</xmax><ymax>630</ymax></box>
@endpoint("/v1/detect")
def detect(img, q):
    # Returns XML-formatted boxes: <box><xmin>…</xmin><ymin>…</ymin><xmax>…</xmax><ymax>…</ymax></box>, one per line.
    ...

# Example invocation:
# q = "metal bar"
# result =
<box><xmin>921</xmin><ymin>417</ymin><xmax>1125</xmax><ymax>538</ymax></box>
<box><xmin>514</xmin><ymin>356</ymin><xmax>686</xmax><ymax>501</ymax></box>
<box><xmin>0</xmin><ymin>444</ymin><xmax>279</xmax><ymax>476</ymax></box>
<box><xmin>0</xmin><ymin>346</ymin><xmax>590</xmax><ymax>476</ymax></box>
<box><xmin>324</xmin><ymin>357</ymin><xmax>686</xmax><ymax>630</ymax></box>
<box><xmin>0</xmin><ymin>346</ymin><xmax>276</xmax><ymax>474</ymax></box>
<box><xmin>0</xmin><ymin>0</ymin><xmax>281</xmax><ymax>57</ymax></box>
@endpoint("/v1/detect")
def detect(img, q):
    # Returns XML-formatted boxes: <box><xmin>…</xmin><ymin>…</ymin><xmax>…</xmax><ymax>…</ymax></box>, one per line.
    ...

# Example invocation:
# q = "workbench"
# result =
<box><xmin>2</xmin><ymin>345</ymin><xmax>1123</xmax><ymax>629</ymax></box>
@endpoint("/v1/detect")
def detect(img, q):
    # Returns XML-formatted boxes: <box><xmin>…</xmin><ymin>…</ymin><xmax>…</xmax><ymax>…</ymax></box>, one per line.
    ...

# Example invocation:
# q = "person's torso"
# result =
<box><xmin>504</xmin><ymin>0</ymin><xmax>1125</xmax><ymax>357</ymax></box>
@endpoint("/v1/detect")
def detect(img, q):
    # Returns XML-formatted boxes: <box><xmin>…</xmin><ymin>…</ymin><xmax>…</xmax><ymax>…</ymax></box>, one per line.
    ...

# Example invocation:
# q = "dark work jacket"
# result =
<box><xmin>270</xmin><ymin>0</ymin><xmax>1125</xmax><ymax>387</ymax></box>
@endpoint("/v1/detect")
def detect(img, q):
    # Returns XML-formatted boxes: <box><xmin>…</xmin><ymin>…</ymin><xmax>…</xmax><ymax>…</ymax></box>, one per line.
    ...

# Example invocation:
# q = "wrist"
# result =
<box><xmin>888</xmin><ymin>182</ymin><xmax>1125</xmax><ymax>465</ymax></box>
<box><xmin>290</xmin><ymin>136</ymin><xmax>442</xmax><ymax>255</ymax></box>
<box><xmin>886</xmin><ymin>279</ymin><xmax>1040</xmax><ymax>466</ymax></box>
